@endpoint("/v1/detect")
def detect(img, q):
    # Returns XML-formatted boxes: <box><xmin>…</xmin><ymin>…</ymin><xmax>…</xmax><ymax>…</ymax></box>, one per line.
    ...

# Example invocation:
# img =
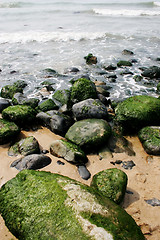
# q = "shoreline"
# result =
<box><xmin>0</xmin><ymin>127</ymin><xmax>160</xmax><ymax>239</ymax></box>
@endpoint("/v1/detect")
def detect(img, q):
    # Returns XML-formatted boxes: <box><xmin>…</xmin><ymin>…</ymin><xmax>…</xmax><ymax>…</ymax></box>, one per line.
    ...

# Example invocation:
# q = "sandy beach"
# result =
<box><xmin>0</xmin><ymin>126</ymin><xmax>160</xmax><ymax>240</ymax></box>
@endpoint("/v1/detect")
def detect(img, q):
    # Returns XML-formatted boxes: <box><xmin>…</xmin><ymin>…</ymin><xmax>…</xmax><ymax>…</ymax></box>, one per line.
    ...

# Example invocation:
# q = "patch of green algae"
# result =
<box><xmin>0</xmin><ymin>170</ymin><xmax>144</xmax><ymax>240</ymax></box>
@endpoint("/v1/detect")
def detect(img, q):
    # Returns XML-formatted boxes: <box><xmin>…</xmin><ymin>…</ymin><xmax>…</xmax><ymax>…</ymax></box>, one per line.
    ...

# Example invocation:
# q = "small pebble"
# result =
<box><xmin>122</xmin><ymin>160</ymin><xmax>135</xmax><ymax>170</ymax></box>
<box><xmin>126</xmin><ymin>190</ymin><xmax>134</xmax><ymax>195</ymax></box>
<box><xmin>115</xmin><ymin>160</ymin><xmax>122</xmax><ymax>164</ymax></box>
<box><xmin>77</xmin><ymin>165</ymin><xmax>91</xmax><ymax>180</ymax></box>
<box><xmin>41</xmin><ymin>149</ymin><xmax>49</xmax><ymax>154</ymax></box>
<box><xmin>57</xmin><ymin>160</ymin><xmax>65</xmax><ymax>165</ymax></box>
<box><xmin>145</xmin><ymin>198</ymin><xmax>160</xmax><ymax>207</ymax></box>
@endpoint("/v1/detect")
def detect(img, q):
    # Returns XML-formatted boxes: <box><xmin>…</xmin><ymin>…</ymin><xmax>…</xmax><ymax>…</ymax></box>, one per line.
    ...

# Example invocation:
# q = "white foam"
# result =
<box><xmin>154</xmin><ymin>1</ymin><xmax>160</xmax><ymax>6</ymax></box>
<box><xmin>0</xmin><ymin>31</ymin><xmax>107</xmax><ymax>44</ymax></box>
<box><xmin>93</xmin><ymin>8</ymin><xmax>160</xmax><ymax>16</ymax></box>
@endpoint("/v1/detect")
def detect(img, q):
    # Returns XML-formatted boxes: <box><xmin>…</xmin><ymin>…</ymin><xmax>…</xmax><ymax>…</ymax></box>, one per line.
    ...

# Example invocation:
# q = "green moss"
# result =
<box><xmin>0</xmin><ymin>119</ymin><xmax>20</xmax><ymax>144</ymax></box>
<box><xmin>1</xmin><ymin>85</ymin><xmax>23</xmax><ymax>99</ymax></box>
<box><xmin>91</xmin><ymin>168</ymin><xmax>128</xmax><ymax>204</ymax></box>
<box><xmin>0</xmin><ymin>170</ymin><xmax>144</xmax><ymax>240</ymax></box>
<box><xmin>65</xmin><ymin>119</ymin><xmax>112</xmax><ymax>150</ymax></box>
<box><xmin>53</xmin><ymin>89</ymin><xmax>71</xmax><ymax>106</ymax></box>
<box><xmin>117</xmin><ymin>60</ymin><xmax>132</xmax><ymax>67</ymax></box>
<box><xmin>70</xmin><ymin>78</ymin><xmax>98</xmax><ymax>104</ymax></box>
<box><xmin>115</xmin><ymin>95</ymin><xmax>160</xmax><ymax>132</ymax></box>
<box><xmin>36</xmin><ymin>99</ymin><xmax>58</xmax><ymax>112</ymax></box>
<box><xmin>2</xmin><ymin>105</ymin><xmax>36</xmax><ymax>126</ymax></box>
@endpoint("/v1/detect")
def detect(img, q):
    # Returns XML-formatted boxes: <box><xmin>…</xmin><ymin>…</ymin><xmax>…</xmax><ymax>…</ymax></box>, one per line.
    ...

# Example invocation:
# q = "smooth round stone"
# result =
<box><xmin>77</xmin><ymin>165</ymin><xmax>91</xmax><ymax>180</ymax></box>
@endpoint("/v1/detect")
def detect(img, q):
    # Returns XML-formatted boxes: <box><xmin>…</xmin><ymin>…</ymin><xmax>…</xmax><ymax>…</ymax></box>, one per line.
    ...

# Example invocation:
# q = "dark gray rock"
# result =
<box><xmin>122</xmin><ymin>160</ymin><xmax>136</xmax><ymax>170</ymax></box>
<box><xmin>141</xmin><ymin>66</ymin><xmax>160</xmax><ymax>79</ymax></box>
<box><xmin>122</xmin><ymin>49</ymin><xmax>134</xmax><ymax>55</ymax></box>
<box><xmin>77</xmin><ymin>165</ymin><xmax>91</xmax><ymax>180</ymax></box>
<box><xmin>72</xmin><ymin>98</ymin><xmax>108</xmax><ymax>121</ymax></box>
<box><xmin>0</xmin><ymin>98</ymin><xmax>10</xmax><ymax>112</ymax></box>
<box><xmin>10</xmin><ymin>154</ymin><xmax>51</xmax><ymax>170</ymax></box>
<box><xmin>145</xmin><ymin>198</ymin><xmax>160</xmax><ymax>207</ymax></box>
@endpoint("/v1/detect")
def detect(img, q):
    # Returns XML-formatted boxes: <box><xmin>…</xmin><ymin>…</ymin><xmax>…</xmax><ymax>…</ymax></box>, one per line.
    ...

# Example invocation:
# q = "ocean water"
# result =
<box><xmin>0</xmin><ymin>0</ymin><xmax>160</xmax><ymax>100</ymax></box>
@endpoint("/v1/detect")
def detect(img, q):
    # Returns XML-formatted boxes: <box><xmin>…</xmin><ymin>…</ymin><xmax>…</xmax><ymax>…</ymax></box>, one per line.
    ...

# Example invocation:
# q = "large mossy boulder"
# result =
<box><xmin>2</xmin><ymin>105</ymin><xmax>37</xmax><ymax>126</ymax></box>
<box><xmin>91</xmin><ymin>168</ymin><xmax>128</xmax><ymax>204</ymax></box>
<box><xmin>65</xmin><ymin>119</ymin><xmax>111</xmax><ymax>150</ymax></box>
<box><xmin>72</xmin><ymin>98</ymin><xmax>108</xmax><ymax>121</ymax></box>
<box><xmin>70</xmin><ymin>78</ymin><xmax>98</xmax><ymax>104</ymax></box>
<box><xmin>50</xmin><ymin>139</ymin><xmax>88</xmax><ymax>165</ymax></box>
<box><xmin>8</xmin><ymin>136</ymin><xmax>40</xmax><ymax>156</ymax></box>
<box><xmin>0</xmin><ymin>80</ymin><xmax>27</xmax><ymax>99</ymax></box>
<box><xmin>138</xmin><ymin>126</ymin><xmax>160</xmax><ymax>155</ymax></box>
<box><xmin>0</xmin><ymin>170</ymin><xmax>144</xmax><ymax>240</ymax></box>
<box><xmin>115</xmin><ymin>95</ymin><xmax>160</xmax><ymax>133</ymax></box>
<box><xmin>0</xmin><ymin>119</ymin><xmax>20</xmax><ymax>144</ymax></box>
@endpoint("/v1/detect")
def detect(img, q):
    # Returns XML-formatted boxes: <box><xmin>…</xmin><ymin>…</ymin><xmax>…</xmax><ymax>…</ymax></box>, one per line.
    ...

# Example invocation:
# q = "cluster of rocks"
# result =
<box><xmin>0</xmin><ymin>50</ymin><xmax>160</xmax><ymax>239</ymax></box>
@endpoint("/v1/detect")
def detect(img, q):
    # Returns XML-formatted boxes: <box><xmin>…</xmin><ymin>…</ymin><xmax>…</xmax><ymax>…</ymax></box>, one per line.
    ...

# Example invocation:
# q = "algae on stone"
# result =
<box><xmin>2</xmin><ymin>105</ymin><xmax>36</xmax><ymax>126</ymax></box>
<box><xmin>91</xmin><ymin>168</ymin><xmax>128</xmax><ymax>204</ymax></box>
<box><xmin>0</xmin><ymin>170</ymin><xmax>144</xmax><ymax>240</ymax></box>
<box><xmin>115</xmin><ymin>95</ymin><xmax>160</xmax><ymax>133</ymax></box>
<box><xmin>0</xmin><ymin>80</ymin><xmax>27</xmax><ymax>99</ymax></box>
<box><xmin>138</xmin><ymin>126</ymin><xmax>160</xmax><ymax>155</ymax></box>
<box><xmin>70</xmin><ymin>78</ymin><xmax>98</xmax><ymax>104</ymax></box>
<box><xmin>0</xmin><ymin>119</ymin><xmax>20</xmax><ymax>144</ymax></box>
<box><xmin>65</xmin><ymin>119</ymin><xmax>112</xmax><ymax>151</ymax></box>
<box><xmin>50</xmin><ymin>139</ymin><xmax>88</xmax><ymax>165</ymax></box>
<box><xmin>36</xmin><ymin>99</ymin><xmax>58</xmax><ymax>112</ymax></box>
<box><xmin>53</xmin><ymin>89</ymin><xmax>71</xmax><ymax>107</ymax></box>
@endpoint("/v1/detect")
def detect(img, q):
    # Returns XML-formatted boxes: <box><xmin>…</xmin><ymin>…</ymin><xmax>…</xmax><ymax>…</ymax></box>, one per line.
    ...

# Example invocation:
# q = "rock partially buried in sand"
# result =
<box><xmin>0</xmin><ymin>119</ymin><xmax>20</xmax><ymax>145</ymax></box>
<box><xmin>8</xmin><ymin>136</ymin><xmax>40</xmax><ymax>156</ymax></box>
<box><xmin>50</xmin><ymin>139</ymin><xmax>88</xmax><ymax>165</ymax></box>
<box><xmin>77</xmin><ymin>165</ymin><xmax>91</xmax><ymax>180</ymax></box>
<box><xmin>0</xmin><ymin>170</ymin><xmax>145</xmax><ymax>240</ymax></box>
<box><xmin>91</xmin><ymin>168</ymin><xmax>128</xmax><ymax>204</ymax></box>
<box><xmin>10</xmin><ymin>154</ymin><xmax>51</xmax><ymax>170</ymax></box>
<box><xmin>138</xmin><ymin>126</ymin><xmax>160</xmax><ymax>155</ymax></box>
<box><xmin>65</xmin><ymin>118</ymin><xmax>112</xmax><ymax>151</ymax></box>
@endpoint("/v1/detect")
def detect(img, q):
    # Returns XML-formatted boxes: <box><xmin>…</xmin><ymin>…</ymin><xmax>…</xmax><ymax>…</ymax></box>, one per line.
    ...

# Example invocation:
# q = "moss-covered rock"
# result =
<box><xmin>65</xmin><ymin>119</ymin><xmax>111</xmax><ymax>150</ymax></box>
<box><xmin>84</xmin><ymin>53</ymin><xmax>97</xmax><ymax>65</ymax></box>
<box><xmin>53</xmin><ymin>89</ymin><xmax>71</xmax><ymax>107</ymax></box>
<box><xmin>36</xmin><ymin>99</ymin><xmax>58</xmax><ymax>112</ymax></box>
<box><xmin>0</xmin><ymin>170</ymin><xmax>144</xmax><ymax>240</ymax></box>
<box><xmin>50</xmin><ymin>139</ymin><xmax>88</xmax><ymax>165</ymax></box>
<box><xmin>12</xmin><ymin>93</ymin><xmax>39</xmax><ymax>108</ymax></box>
<box><xmin>115</xmin><ymin>95</ymin><xmax>160</xmax><ymax>133</ymax></box>
<box><xmin>138</xmin><ymin>126</ymin><xmax>160</xmax><ymax>155</ymax></box>
<box><xmin>70</xmin><ymin>78</ymin><xmax>98</xmax><ymax>104</ymax></box>
<box><xmin>91</xmin><ymin>168</ymin><xmax>128</xmax><ymax>204</ymax></box>
<box><xmin>0</xmin><ymin>119</ymin><xmax>20</xmax><ymax>144</ymax></box>
<box><xmin>72</xmin><ymin>98</ymin><xmax>108</xmax><ymax>121</ymax></box>
<box><xmin>117</xmin><ymin>60</ymin><xmax>132</xmax><ymax>67</ymax></box>
<box><xmin>8</xmin><ymin>136</ymin><xmax>40</xmax><ymax>156</ymax></box>
<box><xmin>2</xmin><ymin>105</ymin><xmax>37</xmax><ymax>126</ymax></box>
<box><xmin>0</xmin><ymin>80</ymin><xmax>27</xmax><ymax>99</ymax></box>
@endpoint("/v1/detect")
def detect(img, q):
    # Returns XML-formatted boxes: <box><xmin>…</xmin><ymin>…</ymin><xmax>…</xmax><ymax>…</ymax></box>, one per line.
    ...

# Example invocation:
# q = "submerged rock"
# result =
<box><xmin>138</xmin><ymin>126</ymin><xmax>160</xmax><ymax>155</ymax></box>
<box><xmin>0</xmin><ymin>170</ymin><xmax>144</xmax><ymax>240</ymax></box>
<box><xmin>0</xmin><ymin>119</ymin><xmax>20</xmax><ymax>145</ymax></box>
<box><xmin>117</xmin><ymin>60</ymin><xmax>132</xmax><ymax>67</ymax></box>
<box><xmin>115</xmin><ymin>95</ymin><xmax>160</xmax><ymax>133</ymax></box>
<box><xmin>91</xmin><ymin>168</ymin><xmax>128</xmax><ymax>204</ymax></box>
<box><xmin>10</xmin><ymin>154</ymin><xmax>51</xmax><ymax>170</ymax></box>
<box><xmin>8</xmin><ymin>136</ymin><xmax>40</xmax><ymax>156</ymax></box>
<box><xmin>65</xmin><ymin>118</ymin><xmax>112</xmax><ymax>151</ymax></box>
<box><xmin>72</xmin><ymin>98</ymin><xmax>108</xmax><ymax>121</ymax></box>
<box><xmin>141</xmin><ymin>66</ymin><xmax>160</xmax><ymax>79</ymax></box>
<box><xmin>84</xmin><ymin>53</ymin><xmax>97</xmax><ymax>64</ymax></box>
<box><xmin>70</xmin><ymin>78</ymin><xmax>98</xmax><ymax>104</ymax></box>
<box><xmin>122</xmin><ymin>49</ymin><xmax>134</xmax><ymax>55</ymax></box>
<box><xmin>2</xmin><ymin>105</ymin><xmax>37</xmax><ymax>126</ymax></box>
<box><xmin>50</xmin><ymin>139</ymin><xmax>88</xmax><ymax>165</ymax></box>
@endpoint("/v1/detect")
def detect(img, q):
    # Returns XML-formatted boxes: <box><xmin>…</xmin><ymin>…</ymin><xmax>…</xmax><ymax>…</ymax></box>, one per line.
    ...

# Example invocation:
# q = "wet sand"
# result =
<box><xmin>0</xmin><ymin>127</ymin><xmax>160</xmax><ymax>240</ymax></box>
